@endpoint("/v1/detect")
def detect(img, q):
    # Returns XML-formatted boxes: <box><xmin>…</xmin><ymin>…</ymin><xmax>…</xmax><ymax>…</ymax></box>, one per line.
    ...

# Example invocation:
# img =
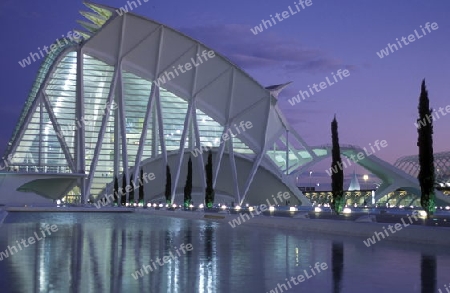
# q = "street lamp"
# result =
<box><xmin>309</xmin><ymin>170</ymin><xmax>313</xmax><ymax>191</ymax></box>
<box><xmin>363</xmin><ymin>174</ymin><xmax>368</xmax><ymax>190</ymax></box>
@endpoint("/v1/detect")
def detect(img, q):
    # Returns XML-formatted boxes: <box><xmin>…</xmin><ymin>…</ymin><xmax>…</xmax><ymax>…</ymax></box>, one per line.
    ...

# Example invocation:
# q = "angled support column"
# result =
<box><xmin>240</xmin><ymin>150</ymin><xmax>265</xmax><ymax>205</ymax></box>
<box><xmin>155</xmin><ymin>86</ymin><xmax>167</xmax><ymax>167</ymax></box>
<box><xmin>117</xmin><ymin>66</ymin><xmax>129</xmax><ymax>201</ymax></box>
<box><xmin>213</xmin><ymin>125</ymin><xmax>229</xmax><ymax>187</ymax></box>
<box><xmin>171</xmin><ymin>44</ymin><xmax>200</xmax><ymax>203</ymax></box>
<box><xmin>39</xmin><ymin>97</ymin><xmax>43</xmax><ymax>168</ymax></box>
<box><xmin>8</xmin><ymin>48</ymin><xmax>75</xmax><ymax>157</ymax></box>
<box><xmin>192</xmin><ymin>100</ymin><xmax>206</xmax><ymax>193</ymax></box>
<box><xmin>213</xmin><ymin>68</ymin><xmax>235</xmax><ymax>188</ymax></box>
<box><xmin>151</xmin><ymin>105</ymin><xmax>158</xmax><ymax>158</ymax></box>
<box><xmin>228</xmin><ymin>137</ymin><xmax>241</xmax><ymax>204</ymax></box>
<box><xmin>171</xmin><ymin>100</ymin><xmax>193</xmax><ymax>203</ymax></box>
<box><xmin>133</xmin><ymin>83</ymin><xmax>156</xmax><ymax>182</ymax></box>
<box><xmin>85</xmin><ymin>68</ymin><xmax>119</xmax><ymax>197</ymax></box>
<box><xmin>153</xmin><ymin>26</ymin><xmax>166</xmax><ymax>165</ymax></box>
<box><xmin>285</xmin><ymin>130</ymin><xmax>289</xmax><ymax>175</ymax></box>
<box><xmin>41</xmin><ymin>93</ymin><xmax>76</xmax><ymax>172</ymax></box>
<box><xmin>280</xmin><ymin>134</ymin><xmax>302</xmax><ymax>172</ymax></box>
<box><xmin>290</xmin><ymin>129</ymin><xmax>318</xmax><ymax>160</ymax></box>
<box><xmin>239</xmin><ymin>97</ymin><xmax>271</xmax><ymax>205</ymax></box>
<box><xmin>75</xmin><ymin>47</ymin><xmax>86</xmax><ymax>203</ymax></box>
<box><xmin>114</xmin><ymin>95</ymin><xmax>120</xmax><ymax>179</ymax></box>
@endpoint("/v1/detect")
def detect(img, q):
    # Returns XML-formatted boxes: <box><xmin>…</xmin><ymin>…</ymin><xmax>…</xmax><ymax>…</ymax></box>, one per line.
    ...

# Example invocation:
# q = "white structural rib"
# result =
<box><xmin>10</xmin><ymin>48</ymin><xmax>76</xmax><ymax>160</ymax></box>
<box><xmin>76</xmin><ymin>46</ymin><xmax>86</xmax><ymax>200</ymax></box>
<box><xmin>171</xmin><ymin>100</ymin><xmax>193</xmax><ymax>203</ymax></box>
<box><xmin>85</xmin><ymin>16</ymin><xmax>126</xmax><ymax>199</ymax></box>
<box><xmin>133</xmin><ymin>83</ymin><xmax>156</xmax><ymax>182</ymax></box>
<box><xmin>117</xmin><ymin>66</ymin><xmax>129</xmax><ymax>199</ymax></box>
<box><xmin>85</xmin><ymin>68</ymin><xmax>119</xmax><ymax>199</ymax></box>
<box><xmin>155</xmin><ymin>86</ymin><xmax>167</xmax><ymax>167</ymax></box>
<box><xmin>41</xmin><ymin>92</ymin><xmax>76</xmax><ymax>172</ymax></box>
<box><xmin>213</xmin><ymin>68</ymin><xmax>234</xmax><ymax>188</ymax></box>
<box><xmin>228</xmin><ymin>137</ymin><xmax>241</xmax><ymax>204</ymax></box>
<box><xmin>239</xmin><ymin>98</ymin><xmax>271</xmax><ymax>205</ymax></box>
<box><xmin>192</xmin><ymin>100</ymin><xmax>206</xmax><ymax>192</ymax></box>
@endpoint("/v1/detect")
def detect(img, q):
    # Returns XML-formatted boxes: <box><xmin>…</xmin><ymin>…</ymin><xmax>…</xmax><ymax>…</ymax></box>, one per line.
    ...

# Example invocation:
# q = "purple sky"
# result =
<box><xmin>0</xmin><ymin>0</ymin><xmax>449</xmax><ymax>186</ymax></box>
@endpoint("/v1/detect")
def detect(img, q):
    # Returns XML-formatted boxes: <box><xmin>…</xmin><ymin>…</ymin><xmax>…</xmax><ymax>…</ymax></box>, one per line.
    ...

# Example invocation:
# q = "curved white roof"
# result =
<box><xmin>81</xmin><ymin>8</ymin><xmax>288</xmax><ymax>155</ymax></box>
<box><xmin>6</xmin><ymin>2</ymin><xmax>311</xmax><ymax>205</ymax></box>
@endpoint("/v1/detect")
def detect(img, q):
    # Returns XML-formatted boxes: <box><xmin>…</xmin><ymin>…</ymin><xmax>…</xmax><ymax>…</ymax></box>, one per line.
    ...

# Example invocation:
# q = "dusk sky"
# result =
<box><xmin>0</xmin><ymin>0</ymin><xmax>449</xmax><ymax>185</ymax></box>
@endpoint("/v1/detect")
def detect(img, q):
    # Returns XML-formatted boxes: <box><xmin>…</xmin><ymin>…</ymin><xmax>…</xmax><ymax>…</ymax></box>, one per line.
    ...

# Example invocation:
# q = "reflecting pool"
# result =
<box><xmin>0</xmin><ymin>212</ymin><xmax>449</xmax><ymax>292</ymax></box>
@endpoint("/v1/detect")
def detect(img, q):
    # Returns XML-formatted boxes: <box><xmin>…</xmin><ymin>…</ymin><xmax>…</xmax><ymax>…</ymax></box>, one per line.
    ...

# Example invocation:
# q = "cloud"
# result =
<box><xmin>275</xmin><ymin>86</ymin><xmax>317</xmax><ymax>103</ymax></box>
<box><xmin>179</xmin><ymin>24</ymin><xmax>355</xmax><ymax>74</ymax></box>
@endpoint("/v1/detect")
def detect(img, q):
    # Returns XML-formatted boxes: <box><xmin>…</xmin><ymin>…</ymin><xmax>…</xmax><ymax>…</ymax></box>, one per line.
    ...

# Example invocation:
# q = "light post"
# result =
<box><xmin>363</xmin><ymin>174</ymin><xmax>368</xmax><ymax>190</ymax></box>
<box><xmin>309</xmin><ymin>170</ymin><xmax>312</xmax><ymax>191</ymax></box>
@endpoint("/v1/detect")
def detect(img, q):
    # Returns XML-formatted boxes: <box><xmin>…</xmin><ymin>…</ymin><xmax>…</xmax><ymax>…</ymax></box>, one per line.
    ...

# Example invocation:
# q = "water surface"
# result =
<box><xmin>0</xmin><ymin>212</ymin><xmax>448</xmax><ymax>292</ymax></box>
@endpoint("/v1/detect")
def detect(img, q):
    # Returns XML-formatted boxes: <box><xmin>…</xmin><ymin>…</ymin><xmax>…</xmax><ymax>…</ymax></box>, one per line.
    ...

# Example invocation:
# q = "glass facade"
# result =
<box><xmin>8</xmin><ymin>51</ymin><xmax>260</xmax><ymax>198</ymax></box>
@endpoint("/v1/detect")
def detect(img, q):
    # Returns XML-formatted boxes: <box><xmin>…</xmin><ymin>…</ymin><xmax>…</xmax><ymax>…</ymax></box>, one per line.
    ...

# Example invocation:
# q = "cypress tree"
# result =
<box><xmin>139</xmin><ymin>168</ymin><xmax>144</xmax><ymax>204</ymax></box>
<box><xmin>330</xmin><ymin>115</ymin><xmax>345</xmax><ymax>214</ymax></box>
<box><xmin>417</xmin><ymin>80</ymin><xmax>435</xmax><ymax>218</ymax></box>
<box><xmin>165</xmin><ymin>165</ymin><xmax>172</xmax><ymax>204</ymax></box>
<box><xmin>184</xmin><ymin>157</ymin><xmax>193</xmax><ymax>208</ymax></box>
<box><xmin>121</xmin><ymin>172</ymin><xmax>127</xmax><ymax>206</ymax></box>
<box><xmin>205</xmin><ymin>150</ymin><xmax>215</xmax><ymax>208</ymax></box>
<box><xmin>129</xmin><ymin>173</ymin><xmax>135</xmax><ymax>204</ymax></box>
<box><xmin>113</xmin><ymin>175</ymin><xmax>119</xmax><ymax>206</ymax></box>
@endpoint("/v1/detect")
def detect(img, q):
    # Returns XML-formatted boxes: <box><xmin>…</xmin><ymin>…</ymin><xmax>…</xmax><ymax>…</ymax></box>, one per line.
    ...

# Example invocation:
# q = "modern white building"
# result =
<box><xmin>1</xmin><ymin>2</ymin><xmax>314</xmax><ymax>206</ymax></box>
<box><xmin>3</xmin><ymin>2</ymin><xmax>448</xmax><ymax>207</ymax></box>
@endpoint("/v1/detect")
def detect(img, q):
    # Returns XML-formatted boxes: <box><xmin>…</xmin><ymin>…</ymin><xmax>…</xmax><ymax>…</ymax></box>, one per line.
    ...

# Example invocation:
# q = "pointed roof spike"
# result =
<box><xmin>74</xmin><ymin>30</ymin><xmax>92</xmax><ymax>40</ymax></box>
<box><xmin>83</xmin><ymin>1</ymin><xmax>115</xmax><ymax>18</ymax></box>
<box><xmin>265</xmin><ymin>81</ymin><xmax>293</xmax><ymax>100</ymax></box>
<box><xmin>348</xmin><ymin>170</ymin><xmax>361</xmax><ymax>191</ymax></box>
<box><xmin>80</xmin><ymin>11</ymin><xmax>107</xmax><ymax>26</ymax></box>
<box><xmin>76</xmin><ymin>20</ymin><xmax>101</xmax><ymax>32</ymax></box>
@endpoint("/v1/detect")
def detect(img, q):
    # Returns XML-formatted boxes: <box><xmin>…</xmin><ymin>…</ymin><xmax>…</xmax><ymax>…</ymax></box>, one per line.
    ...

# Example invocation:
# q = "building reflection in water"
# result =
<box><xmin>421</xmin><ymin>254</ymin><xmax>436</xmax><ymax>293</ymax></box>
<box><xmin>332</xmin><ymin>241</ymin><xmax>344</xmax><ymax>293</ymax></box>
<box><xmin>0</xmin><ymin>213</ymin><xmax>448</xmax><ymax>293</ymax></box>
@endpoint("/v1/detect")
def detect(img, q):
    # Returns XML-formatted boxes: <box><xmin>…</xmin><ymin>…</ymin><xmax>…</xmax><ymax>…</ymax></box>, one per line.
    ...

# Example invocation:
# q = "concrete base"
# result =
<box><xmin>145</xmin><ymin>209</ymin><xmax>450</xmax><ymax>245</ymax></box>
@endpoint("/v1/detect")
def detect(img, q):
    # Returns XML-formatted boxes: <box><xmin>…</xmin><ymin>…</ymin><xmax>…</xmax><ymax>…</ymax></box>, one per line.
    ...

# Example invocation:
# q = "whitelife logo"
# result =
<box><xmin>131</xmin><ymin>243</ymin><xmax>193</xmax><ymax>280</ymax></box>
<box><xmin>0</xmin><ymin>224</ymin><xmax>58</xmax><ymax>261</ymax></box>
<box><xmin>376</xmin><ymin>22</ymin><xmax>439</xmax><ymax>59</ymax></box>
<box><xmin>414</xmin><ymin>104</ymin><xmax>450</xmax><ymax>129</ymax></box>
<box><xmin>250</xmin><ymin>0</ymin><xmax>313</xmax><ymax>35</ymax></box>
<box><xmin>191</xmin><ymin>121</ymin><xmax>253</xmax><ymax>158</ymax></box>
<box><xmin>154</xmin><ymin>50</ymin><xmax>215</xmax><ymax>87</ymax></box>
<box><xmin>228</xmin><ymin>192</ymin><xmax>291</xmax><ymax>228</ymax></box>
<box><xmin>288</xmin><ymin>69</ymin><xmax>350</xmax><ymax>106</ymax></box>
<box><xmin>18</xmin><ymin>31</ymin><xmax>82</xmax><ymax>68</ymax></box>
<box><xmin>363</xmin><ymin>211</ymin><xmax>419</xmax><ymax>247</ymax></box>
<box><xmin>93</xmin><ymin>172</ymin><xmax>156</xmax><ymax>209</ymax></box>
<box><xmin>325</xmin><ymin>140</ymin><xmax>388</xmax><ymax>176</ymax></box>
<box><xmin>267</xmin><ymin>262</ymin><xmax>328</xmax><ymax>293</ymax></box>
<box><xmin>115</xmin><ymin>0</ymin><xmax>150</xmax><ymax>16</ymax></box>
